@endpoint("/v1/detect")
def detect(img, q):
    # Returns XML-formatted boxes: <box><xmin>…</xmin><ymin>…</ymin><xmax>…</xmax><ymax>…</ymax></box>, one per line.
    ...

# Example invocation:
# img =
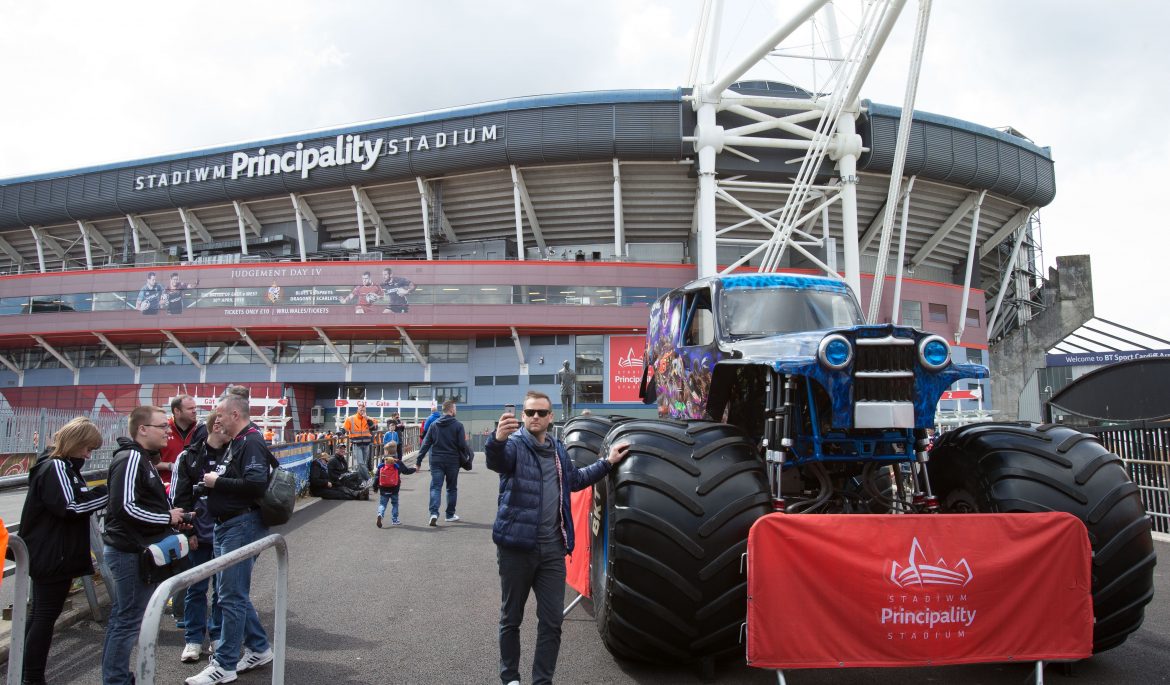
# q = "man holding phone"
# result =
<box><xmin>486</xmin><ymin>390</ymin><xmax>630</xmax><ymax>685</ymax></box>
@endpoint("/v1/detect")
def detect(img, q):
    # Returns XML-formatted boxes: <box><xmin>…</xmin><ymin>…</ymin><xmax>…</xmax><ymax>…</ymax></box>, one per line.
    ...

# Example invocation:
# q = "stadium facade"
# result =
<box><xmin>0</xmin><ymin>85</ymin><xmax>1055</xmax><ymax>436</ymax></box>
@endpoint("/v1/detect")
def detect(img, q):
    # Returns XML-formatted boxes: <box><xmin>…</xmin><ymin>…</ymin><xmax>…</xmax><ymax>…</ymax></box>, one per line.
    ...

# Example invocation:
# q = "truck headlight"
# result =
<box><xmin>918</xmin><ymin>335</ymin><xmax>951</xmax><ymax>370</ymax></box>
<box><xmin>818</xmin><ymin>334</ymin><xmax>852</xmax><ymax>370</ymax></box>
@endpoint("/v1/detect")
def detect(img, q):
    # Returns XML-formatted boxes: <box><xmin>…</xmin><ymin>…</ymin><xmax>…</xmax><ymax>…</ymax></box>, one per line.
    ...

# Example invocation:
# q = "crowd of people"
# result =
<box><xmin>18</xmin><ymin>389</ymin><xmax>625</xmax><ymax>685</ymax></box>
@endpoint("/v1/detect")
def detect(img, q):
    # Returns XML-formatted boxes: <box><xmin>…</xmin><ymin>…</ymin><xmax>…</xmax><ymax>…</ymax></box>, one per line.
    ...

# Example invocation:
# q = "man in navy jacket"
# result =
<box><xmin>486</xmin><ymin>390</ymin><xmax>628</xmax><ymax>685</ymax></box>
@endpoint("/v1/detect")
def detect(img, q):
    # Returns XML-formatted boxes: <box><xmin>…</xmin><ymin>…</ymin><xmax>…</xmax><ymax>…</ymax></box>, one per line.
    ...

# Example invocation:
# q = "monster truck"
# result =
<box><xmin>564</xmin><ymin>273</ymin><xmax>1154</xmax><ymax>665</ymax></box>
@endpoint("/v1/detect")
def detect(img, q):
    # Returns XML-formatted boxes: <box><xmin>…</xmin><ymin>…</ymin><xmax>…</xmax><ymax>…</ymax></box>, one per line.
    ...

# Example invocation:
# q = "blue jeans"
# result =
<box><xmin>378</xmin><ymin>489</ymin><xmax>400</xmax><ymax>521</ymax></box>
<box><xmin>428</xmin><ymin>460</ymin><xmax>459</xmax><ymax>518</ymax></box>
<box><xmin>212</xmin><ymin>510</ymin><xmax>270</xmax><ymax>671</ymax></box>
<box><xmin>351</xmin><ymin>442</ymin><xmax>372</xmax><ymax>480</ymax></box>
<box><xmin>101</xmin><ymin>546</ymin><xmax>156</xmax><ymax>685</ymax></box>
<box><xmin>183</xmin><ymin>542</ymin><xmax>222</xmax><ymax>646</ymax></box>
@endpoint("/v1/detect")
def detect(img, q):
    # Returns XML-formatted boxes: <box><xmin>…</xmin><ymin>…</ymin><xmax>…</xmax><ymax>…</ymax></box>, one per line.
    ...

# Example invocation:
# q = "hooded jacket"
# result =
<box><xmin>171</xmin><ymin>438</ymin><xmax>223</xmax><ymax>544</ymax></box>
<box><xmin>18</xmin><ymin>452</ymin><xmax>108</xmax><ymax>581</ymax></box>
<box><xmin>102</xmin><ymin>437</ymin><xmax>174</xmax><ymax>553</ymax></box>
<box><xmin>417</xmin><ymin>414</ymin><xmax>471</xmax><ymax>466</ymax></box>
<box><xmin>485</xmin><ymin>428</ymin><xmax>612</xmax><ymax>553</ymax></box>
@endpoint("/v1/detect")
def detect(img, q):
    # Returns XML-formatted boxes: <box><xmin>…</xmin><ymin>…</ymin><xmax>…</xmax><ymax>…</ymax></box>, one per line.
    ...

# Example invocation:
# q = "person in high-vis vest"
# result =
<box><xmin>342</xmin><ymin>402</ymin><xmax>374</xmax><ymax>481</ymax></box>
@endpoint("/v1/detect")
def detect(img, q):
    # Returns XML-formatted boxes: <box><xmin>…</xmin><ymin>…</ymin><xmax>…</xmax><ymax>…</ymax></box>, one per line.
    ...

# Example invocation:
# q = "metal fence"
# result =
<box><xmin>0</xmin><ymin>407</ymin><xmax>127</xmax><ymax>475</ymax></box>
<box><xmin>1082</xmin><ymin>421</ymin><xmax>1170</xmax><ymax>535</ymax></box>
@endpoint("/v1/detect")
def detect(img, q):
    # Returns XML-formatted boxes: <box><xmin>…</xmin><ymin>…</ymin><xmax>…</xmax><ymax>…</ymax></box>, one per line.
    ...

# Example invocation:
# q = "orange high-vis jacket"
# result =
<box><xmin>344</xmin><ymin>413</ymin><xmax>373</xmax><ymax>443</ymax></box>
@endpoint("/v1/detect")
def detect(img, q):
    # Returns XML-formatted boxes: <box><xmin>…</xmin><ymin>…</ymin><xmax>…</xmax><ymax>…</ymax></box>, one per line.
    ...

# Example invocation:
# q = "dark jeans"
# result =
<box><xmin>212</xmin><ymin>510</ymin><xmax>270</xmax><ymax>671</ymax></box>
<box><xmin>102</xmin><ymin>546</ymin><xmax>156</xmax><ymax>685</ymax></box>
<box><xmin>428</xmin><ymin>460</ymin><xmax>459</xmax><ymax>517</ymax></box>
<box><xmin>23</xmin><ymin>577</ymin><xmax>72</xmax><ymax>683</ymax></box>
<box><xmin>183</xmin><ymin>542</ymin><xmax>222</xmax><ymax>646</ymax></box>
<box><xmin>497</xmin><ymin>541</ymin><xmax>567</xmax><ymax>685</ymax></box>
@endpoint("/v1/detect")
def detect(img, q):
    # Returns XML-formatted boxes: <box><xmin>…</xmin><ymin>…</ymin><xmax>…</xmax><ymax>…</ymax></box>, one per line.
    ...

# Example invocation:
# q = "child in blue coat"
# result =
<box><xmin>375</xmin><ymin>445</ymin><xmax>415</xmax><ymax>527</ymax></box>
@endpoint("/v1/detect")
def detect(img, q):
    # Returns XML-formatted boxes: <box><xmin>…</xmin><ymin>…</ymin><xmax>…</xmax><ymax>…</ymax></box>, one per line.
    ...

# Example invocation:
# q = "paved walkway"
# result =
<box><xmin>1</xmin><ymin>458</ymin><xmax>1168</xmax><ymax>684</ymax></box>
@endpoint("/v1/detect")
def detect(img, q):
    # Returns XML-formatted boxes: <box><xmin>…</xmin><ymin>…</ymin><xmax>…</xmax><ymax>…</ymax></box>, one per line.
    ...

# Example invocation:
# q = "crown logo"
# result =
<box><xmin>888</xmin><ymin>537</ymin><xmax>974</xmax><ymax>588</ymax></box>
<box><xmin>617</xmin><ymin>347</ymin><xmax>643</xmax><ymax>368</ymax></box>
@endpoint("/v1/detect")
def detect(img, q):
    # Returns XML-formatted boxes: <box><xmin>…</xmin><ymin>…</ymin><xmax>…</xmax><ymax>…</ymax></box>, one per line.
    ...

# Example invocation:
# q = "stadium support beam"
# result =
<box><xmin>986</xmin><ymin>224</ymin><xmax>1030</xmax><ymax>336</ymax></box>
<box><xmin>30</xmin><ymin>226</ymin><xmax>66</xmax><ymax>260</ymax></box>
<box><xmin>0</xmin><ymin>234</ymin><xmax>24</xmax><ymax>271</ymax></box>
<box><xmin>954</xmin><ymin>190</ymin><xmax>986</xmax><ymax>344</ymax></box>
<box><xmin>126</xmin><ymin>214</ymin><xmax>163</xmax><ymax>252</ymax></box>
<box><xmin>352</xmin><ymin>186</ymin><xmax>393</xmax><ymax>247</ymax></box>
<box><xmin>233</xmin><ymin>200</ymin><xmax>263</xmax><ymax>240</ymax></box>
<box><xmin>313</xmin><ymin>326</ymin><xmax>352</xmax><ymax>383</ymax></box>
<box><xmin>510</xmin><ymin>166</ymin><xmax>525</xmax><ymax>260</ymax></box>
<box><xmin>94</xmin><ymin>332</ymin><xmax>141</xmax><ymax>384</ymax></box>
<box><xmin>613</xmin><ymin>159</ymin><xmax>625</xmax><ymax>261</ymax></box>
<box><xmin>32</xmin><ymin>335</ymin><xmax>79</xmax><ymax>385</ymax></box>
<box><xmin>233</xmin><ymin>328</ymin><xmax>275</xmax><ymax>383</ymax></box>
<box><xmin>290</xmin><ymin>193</ymin><xmax>318</xmax><ymax>262</ymax></box>
<box><xmin>161</xmin><ymin>330</ymin><xmax>204</xmax><ymax>372</ymax></box>
<box><xmin>0</xmin><ymin>352</ymin><xmax>24</xmax><ymax>387</ymax></box>
<box><xmin>908</xmin><ymin>192</ymin><xmax>977</xmax><ymax>271</ymax></box>
<box><xmin>178</xmin><ymin>207</ymin><xmax>211</xmax><ymax>263</ymax></box>
<box><xmin>28</xmin><ymin>226</ymin><xmax>47</xmax><ymax>273</ymax></box>
<box><xmin>509</xmin><ymin>326</ymin><xmax>528</xmax><ymax>375</ymax></box>
<box><xmin>78</xmin><ymin>220</ymin><xmax>113</xmax><ymax>265</ymax></box>
<box><xmin>415</xmin><ymin>177</ymin><xmax>434</xmax><ymax>260</ymax></box>
<box><xmin>396</xmin><ymin>326</ymin><xmax>430</xmax><ymax>381</ymax></box>
<box><xmin>511</xmin><ymin>166</ymin><xmax>546</xmax><ymax>256</ymax></box>
<box><xmin>979</xmin><ymin>206</ymin><xmax>1033</xmax><ymax>261</ymax></box>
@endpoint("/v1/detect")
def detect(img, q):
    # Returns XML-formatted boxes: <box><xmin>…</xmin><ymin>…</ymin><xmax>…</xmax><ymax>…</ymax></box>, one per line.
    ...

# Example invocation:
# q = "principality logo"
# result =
<box><xmin>888</xmin><ymin>537</ymin><xmax>974</xmax><ymax>588</ymax></box>
<box><xmin>617</xmin><ymin>347</ymin><xmax>644</xmax><ymax>368</ymax></box>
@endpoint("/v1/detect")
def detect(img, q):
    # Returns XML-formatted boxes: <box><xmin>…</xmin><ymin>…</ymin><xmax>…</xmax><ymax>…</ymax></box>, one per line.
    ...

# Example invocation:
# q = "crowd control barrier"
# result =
<box><xmin>745</xmin><ymin>512</ymin><xmax>1093</xmax><ymax>684</ymax></box>
<box><xmin>136</xmin><ymin>533</ymin><xmax>288</xmax><ymax>685</ymax></box>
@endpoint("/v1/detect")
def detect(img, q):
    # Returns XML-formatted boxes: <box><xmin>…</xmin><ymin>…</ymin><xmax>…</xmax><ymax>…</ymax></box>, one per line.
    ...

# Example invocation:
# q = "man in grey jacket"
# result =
<box><xmin>416</xmin><ymin>400</ymin><xmax>472</xmax><ymax>526</ymax></box>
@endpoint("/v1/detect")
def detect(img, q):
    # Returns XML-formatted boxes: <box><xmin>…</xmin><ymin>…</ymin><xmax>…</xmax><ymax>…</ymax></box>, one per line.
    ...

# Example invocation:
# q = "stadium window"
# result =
<box><xmin>530</xmin><ymin>335</ymin><xmax>556</xmax><ymax>346</ymax></box>
<box><xmin>495</xmin><ymin>375</ymin><xmax>520</xmax><ymax>386</ymax></box>
<box><xmin>965</xmin><ymin>308</ymin><xmax>980</xmax><ymax>328</ymax></box>
<box><xmin>900</xmin><ymin>301</ymin><xmax>922</xmax><ymax>328</ymax></box>
<box><xmin>928</xmin><ymin>303</ymin><xmax>948</xmax><ymax>323</ymax></box>
<box><xmin>529</xmin><ymin>374</ymin><xmax>556</xmax><ymax>384</ymax></box>
<box><xmin>475</xmin><ymin>337</ymin><xmax>497</xmax><ymax>348</ymax></box>
<box><xmin>475</xmin><ymin>375</ymin><xmax>495</xmax><ymax>386</ymax></box>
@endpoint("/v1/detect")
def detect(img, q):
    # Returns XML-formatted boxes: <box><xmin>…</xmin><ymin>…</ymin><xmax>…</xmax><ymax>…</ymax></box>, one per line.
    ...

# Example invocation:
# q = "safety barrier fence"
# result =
<box><xmin>136</xmin><ymin>533</ymin><xmax>288</xmax><ymax>685</ymax></box>
<box><xmin>0</xmin><ymin>407</ymin><xmax>127</xmax><ymax>480</ymax></box>
<box><xmin>1081</xmin><ymin>421</ymin><xmax>1170</xmax><ymax>536</ymax></box>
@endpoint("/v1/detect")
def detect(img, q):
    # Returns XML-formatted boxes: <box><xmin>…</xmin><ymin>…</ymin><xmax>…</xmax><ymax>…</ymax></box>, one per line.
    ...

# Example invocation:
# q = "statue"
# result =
<box><xmin>556</xmin><ymin>360</ymin><xmax>576</xmax><ymax>421</ymax></box>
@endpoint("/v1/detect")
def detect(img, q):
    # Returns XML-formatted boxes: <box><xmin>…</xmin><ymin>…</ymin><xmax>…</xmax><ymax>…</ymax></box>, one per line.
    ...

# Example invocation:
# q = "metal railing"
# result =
<box><xmin>136</xmin><ymin>533</ymin><xmax>288</xmax><ymax>685</ymax></box>
<box><xmin>3</xmin><ymin>534</ymin><xmax>30</xmax><ymax>685</ymax></box>
<box><xmin>1081</xmin><ymin>421</ymin><xmax>1170</xmax><ymax>536</ymax></box>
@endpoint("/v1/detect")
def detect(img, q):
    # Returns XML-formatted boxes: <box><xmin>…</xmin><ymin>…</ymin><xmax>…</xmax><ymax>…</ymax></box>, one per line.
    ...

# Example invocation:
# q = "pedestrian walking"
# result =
<box><xmin>416</xmin><ymin>400</ymin><xmax>472</xmax><ymax>526</ymax></box>
<box><xmin>374</xmin><ymin>448</ymin><xmax>416</xmax><ymax>527</ymax></box>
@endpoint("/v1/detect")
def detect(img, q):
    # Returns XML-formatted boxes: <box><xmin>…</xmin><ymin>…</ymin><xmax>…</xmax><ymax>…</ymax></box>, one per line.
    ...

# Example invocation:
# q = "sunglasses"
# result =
<box><xmin>523</xmin><ymin>409</ymin><xmax>551</xmax><ymax>418</ymax></box>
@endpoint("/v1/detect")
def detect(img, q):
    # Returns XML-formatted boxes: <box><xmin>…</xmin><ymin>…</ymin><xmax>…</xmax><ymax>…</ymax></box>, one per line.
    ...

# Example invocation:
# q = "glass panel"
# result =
<box><xmin>620</xmin><ymin>287</ymin><xmax>658</xmax><ymax>307</ymax></box>
<box><xmin>61</xmin><ymin>292</ymin><xmax>94</xmax><ymax>312</ymax></box>
<box><xmin>719</xmin><ymin>287</ymin><xmax>864</xmax><ymax>337</ymax></box>
<box><xmin>495</xmin><ymin>375</ymin><xmax>519</xmax><ymax>386</ymax></box>
<box><xmin>929</xmin><ymin>303</ymin><xmax>948</xmax><ymax>323</ymax></box>
<box><xmin>475</xmin><ymin>376</ymin><xmax>494</xmax><ymax>386</ymax></box>
<box><xmin>0</xmin><ymin>296</ymin><xmax>28</xmax><ymax>315</ymax></box>
<box><xmin>28</xmin><ymin>296</ymin><xmax>62</xmax><ymax>313</ymax></box>
<box><xmin>900</xmin><ymin>300</ymin><xmax>923</xmax><ymax>328</ymax></box>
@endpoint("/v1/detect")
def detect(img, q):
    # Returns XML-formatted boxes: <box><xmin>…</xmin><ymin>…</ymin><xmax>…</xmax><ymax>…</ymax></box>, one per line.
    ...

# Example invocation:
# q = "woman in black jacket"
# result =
<box><xmin>17</xmin><ymin>417</ymin><xmax>109</xmax><ymax>685</ymax></box>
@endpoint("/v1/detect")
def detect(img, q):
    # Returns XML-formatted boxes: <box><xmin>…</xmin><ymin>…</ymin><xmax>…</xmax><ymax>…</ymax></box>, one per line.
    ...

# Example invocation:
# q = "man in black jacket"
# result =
<box><xmin>101</xmin><ymin>405</ymin><xmax>185</xmax><ymax>685</ymax></box>
<box><xmin>416</xmin><ymin>400</ymin><xmax>472</xmax><ymax>526</ymax></box>
<box><xmin>172</xmin><ymin>413</ymin><xmax>229</xmax><ymax>664</ymax></box>
<box><xmin>185</xmin><ymin>386</ymin><xmax>274</xmax><ymax>685</ymax></box>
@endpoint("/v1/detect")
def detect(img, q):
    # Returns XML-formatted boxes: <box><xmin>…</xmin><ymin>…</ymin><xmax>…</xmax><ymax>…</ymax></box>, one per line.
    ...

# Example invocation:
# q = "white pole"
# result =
<box><xmin>891</xmin><ymin>176</ymin><xmax>916</xmax><ymax>324</ymax></box>
<box><xmin>954</xmin><ymin>191</ymin><xmax>985</xmax><ymax>344</ymax></box>
<box><xmin>837</xmin><ymin>112</ymin><xmax>861</xmax><ymax>299</ymax></box>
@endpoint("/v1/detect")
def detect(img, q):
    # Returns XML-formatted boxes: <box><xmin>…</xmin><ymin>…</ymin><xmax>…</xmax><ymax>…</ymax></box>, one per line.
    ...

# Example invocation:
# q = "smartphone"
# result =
<box><xmin>504</xmin><ymin>403</ymin><xmax>516</xmax><ymax>416</ymax></box>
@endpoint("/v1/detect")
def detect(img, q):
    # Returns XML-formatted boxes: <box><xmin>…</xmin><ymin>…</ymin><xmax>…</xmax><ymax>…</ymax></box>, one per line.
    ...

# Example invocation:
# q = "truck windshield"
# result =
<box><xmin>719</xmin><ymin>287</ymin><xmax>863</xmax><ymax>337</ymax></box>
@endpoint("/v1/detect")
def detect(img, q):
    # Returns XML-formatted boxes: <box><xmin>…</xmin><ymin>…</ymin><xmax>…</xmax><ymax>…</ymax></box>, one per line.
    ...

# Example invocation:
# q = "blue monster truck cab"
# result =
<box><xmin>640</xmin><ymin>273</ymin><xmax>987</xmax><ymax>470</ymax></box>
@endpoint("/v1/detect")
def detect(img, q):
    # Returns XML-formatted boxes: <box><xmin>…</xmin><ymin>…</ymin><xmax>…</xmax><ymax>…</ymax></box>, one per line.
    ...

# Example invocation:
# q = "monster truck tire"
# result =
<box><xmin>563</xmin><ymin>414</ymin><xmax>631</xmax><ymax>468</ymax></box>
<box><xmin>591</xmin><ymin>418</ymin><xmax>771</xmax><ymax>664</ymax></box>
<box><xmin>929</xmin><ymin>422</ymin><xmax>1155</xmax><ymax>653</ymax></box>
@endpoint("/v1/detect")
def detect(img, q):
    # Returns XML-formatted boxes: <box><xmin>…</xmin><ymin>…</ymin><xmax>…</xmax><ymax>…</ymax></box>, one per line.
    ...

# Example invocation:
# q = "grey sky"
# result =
<box><xmin>2</xmin><ymin>1</ymin><xmax>1166</xmax><ymax>340</ymax></box>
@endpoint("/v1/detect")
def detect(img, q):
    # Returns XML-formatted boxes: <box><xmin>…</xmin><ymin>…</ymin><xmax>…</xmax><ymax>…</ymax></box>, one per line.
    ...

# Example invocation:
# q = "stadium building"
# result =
<box><xmin>0</xmin><ymin>83</ymin><xmax>1056</xmax><ymax>436</ymax></box>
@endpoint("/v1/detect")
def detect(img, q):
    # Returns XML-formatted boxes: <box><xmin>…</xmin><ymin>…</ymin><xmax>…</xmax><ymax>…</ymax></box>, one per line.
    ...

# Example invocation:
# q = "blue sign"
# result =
<box><xmin>1046</xmin><ymin>348</ymin><xmax>1170</xmax><ymax>367</ymax></box>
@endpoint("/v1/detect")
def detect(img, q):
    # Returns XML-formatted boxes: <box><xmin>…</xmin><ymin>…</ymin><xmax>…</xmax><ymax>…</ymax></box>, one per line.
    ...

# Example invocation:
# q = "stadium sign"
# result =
<box><xmin>1045</xmin><ymin>348</ymin><xmax>1170</xmax><ymax>367</ymax></box>
<box><xmin>133</xmin><ymin>125</ymin><xmax>499</xmax><ymax>190</ymax></box>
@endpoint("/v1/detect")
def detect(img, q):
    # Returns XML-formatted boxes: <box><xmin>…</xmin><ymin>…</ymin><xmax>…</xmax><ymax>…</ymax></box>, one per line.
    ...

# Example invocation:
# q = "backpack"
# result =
<box><xmin>378</xmin><ymin>462</ymin><xmax>400</xmax><ymax>488</ymax></box>
<box><xmin>220</xmin><ymin>429</ymin><xmax>296</xmax><ymax>527</ymax></box>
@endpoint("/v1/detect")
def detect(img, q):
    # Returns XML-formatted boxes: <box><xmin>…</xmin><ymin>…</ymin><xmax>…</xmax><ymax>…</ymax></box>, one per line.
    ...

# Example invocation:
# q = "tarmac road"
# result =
<box><xmin>2</xmin><ymin>461</ymin><xmax>1167</xmax><ymax>684</ymax></box>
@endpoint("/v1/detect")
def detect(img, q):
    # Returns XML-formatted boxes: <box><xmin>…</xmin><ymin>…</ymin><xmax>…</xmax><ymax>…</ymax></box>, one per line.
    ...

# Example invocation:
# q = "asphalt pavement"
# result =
<box><xmin>1</xmin><ymin>460</ymin><xmax>1167</xmax><ymax>684</ymax></box>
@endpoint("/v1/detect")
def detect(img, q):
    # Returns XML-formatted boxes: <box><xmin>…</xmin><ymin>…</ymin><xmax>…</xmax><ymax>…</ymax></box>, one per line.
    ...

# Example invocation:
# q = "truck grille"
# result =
<box><xmin>854</xmin><ymin>337</ymin><xmax>915</xmax><ymax>403</ymax></box>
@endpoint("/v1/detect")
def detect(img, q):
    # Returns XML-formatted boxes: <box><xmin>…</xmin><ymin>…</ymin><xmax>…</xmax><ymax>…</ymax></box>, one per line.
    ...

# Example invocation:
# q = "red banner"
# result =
<box><xmin>564</xmin><ymin>488</ymin><xmax>592</xmax><ymax>598</ymax></box>
<box><xmin>746</xmin><ymin>513</ymin><xmax>1092</xmax><ymax>669</ymax></box>
<box><xmin>608</xmin><ymin>335</ymin><xmax>645</xmax><ymax>402</ymax></box>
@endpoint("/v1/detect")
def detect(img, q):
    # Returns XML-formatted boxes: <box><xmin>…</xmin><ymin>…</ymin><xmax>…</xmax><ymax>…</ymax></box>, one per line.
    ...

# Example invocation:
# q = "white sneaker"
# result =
<box><xmin>180</xmin><ymin>642</ymin><xmax>202</xmax><ymax>663</ymax></box>
<box><xmin>506</xmin><ymin>681</ymin><xmax>520</xmax><ymax>685</ymax></box>
<box><xmin>185</xmin><ymin>661</ymin><xmax>237</xmax><ymax>685</ymax></box>
<box><xmin>429</xmin><ymin>514</ymin><xmax>438</xmax><ymax>526</ymax></box>
<box><xmin>445</xmin><ymin>514</ymin><xmax>461</xmax><ymax>522</ymax></box>
<box><xmin>238</xmin><ymin>646</ymin><xmax>274</xmax><ymax>672</ymax></box>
